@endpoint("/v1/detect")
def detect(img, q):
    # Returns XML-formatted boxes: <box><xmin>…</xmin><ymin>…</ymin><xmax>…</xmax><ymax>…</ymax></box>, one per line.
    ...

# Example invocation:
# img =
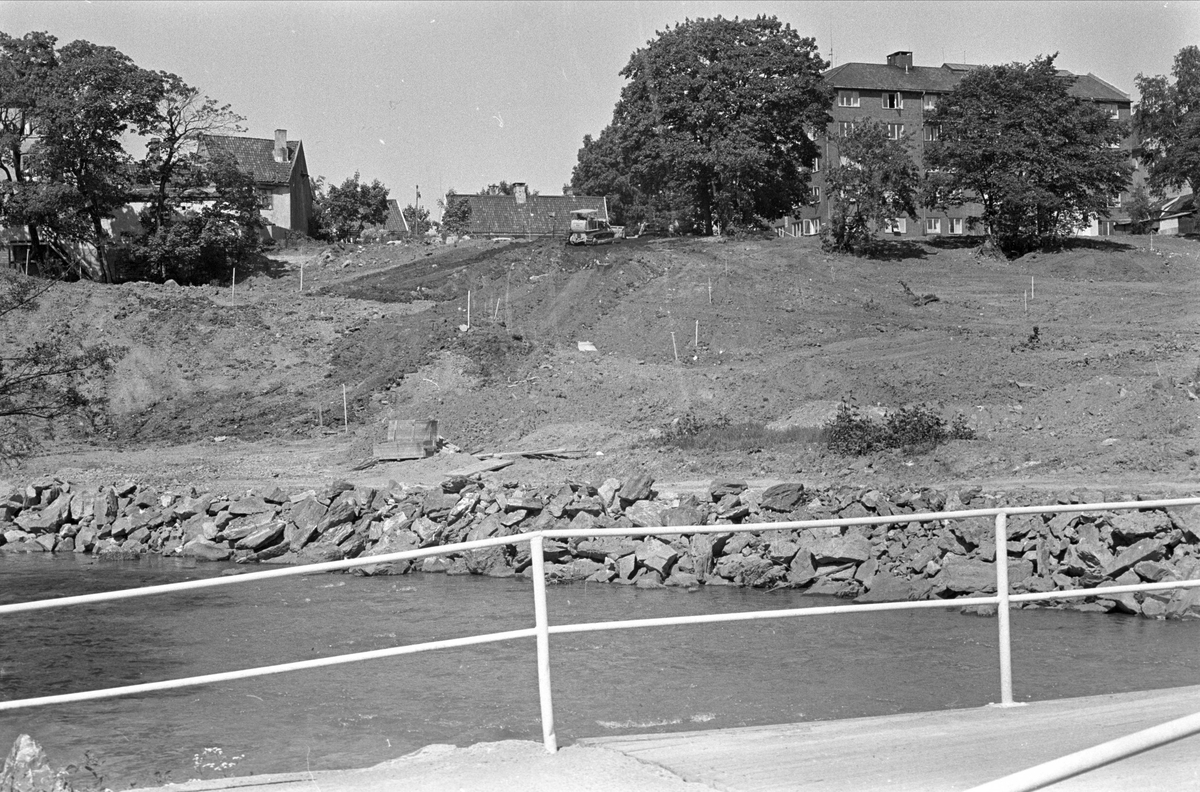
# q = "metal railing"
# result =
<box><xmin>3</xmin><ymin>496</ymin><xmax>1200</xmax><ymax>791</ymax></box>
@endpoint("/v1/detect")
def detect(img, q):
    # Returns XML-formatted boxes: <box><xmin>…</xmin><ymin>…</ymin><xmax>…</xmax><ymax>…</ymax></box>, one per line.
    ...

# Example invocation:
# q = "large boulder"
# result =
<box><xmin>180</xmin><ymin>538</ymin><xmax>232</xmax><ymax>562</ymax></box>
<box><xmin>937</xmin><ymin>555</ymin><xmax>995</xmax><ymax>594</ymax></box>
<box><xmin>1102</xmin><ymin>537</ymin><xmax>1166</xmax><ymax>579</ymax></box>
<box><xmin>760</xmin><ymin>483</ymin><xmax>806</xmax><ymax>513</ymax></box>
<box><xmin>0</xmin><ymin>734</ymin><xmax>67</xmax><ymax>792</ymax></box>
<box><xmin>855</xmin><ymin>572</ymin><xmax>916</xmax><ymax>603</ymax></box>
<box><xmin>1108</xmin><ymin>511</ymin><xmax>1170</xmax><ymax>544</ymax></box>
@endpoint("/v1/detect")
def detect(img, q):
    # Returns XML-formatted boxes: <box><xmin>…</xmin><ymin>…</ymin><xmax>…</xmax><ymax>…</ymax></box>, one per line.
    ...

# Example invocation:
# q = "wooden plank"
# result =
<box><xmin>372</xmin><ymin>443</ymin><xmax>425</xmax><ymax>461</ymax></box>
<box><xmin>446</xmin><ymin>458</ymin><xmax>514</xmax><ymax>477</ymax></box>
<box><xmin>480</xmin><ymin>447</ymin><xmax>587</xmax><ymax>459</ymax></box>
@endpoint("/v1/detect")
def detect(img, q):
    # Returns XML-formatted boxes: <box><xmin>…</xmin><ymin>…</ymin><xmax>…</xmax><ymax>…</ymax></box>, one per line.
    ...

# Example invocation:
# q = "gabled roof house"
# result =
<box><xmin>454</xmin><ymin>183</ymin><xmax>608</xmax><ymax>239</ymax></box>
<box><xmin>198</xmin><ymin>129</ymin><xmax>314</xmax><ymax>240</ymax></box>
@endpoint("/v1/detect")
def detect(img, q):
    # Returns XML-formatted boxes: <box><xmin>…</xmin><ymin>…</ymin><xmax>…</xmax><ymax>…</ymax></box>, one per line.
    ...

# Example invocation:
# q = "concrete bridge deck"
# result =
<box><xmin>133</xmin><ymin>685</ymin><xmax>1200</xmax><ymax>792</ymax></box>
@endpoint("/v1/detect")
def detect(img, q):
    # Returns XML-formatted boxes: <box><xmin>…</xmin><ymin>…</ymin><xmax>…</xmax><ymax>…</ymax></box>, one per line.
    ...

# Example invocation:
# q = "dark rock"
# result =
<box><xmin>1103</xmin><ymin>538</ymin><xmax>1166</xmax><ymax>578</ymax></box>
<box><xmin>708</xmin><ymin>479</ymin><xmax>747</xmax><ymax>502</ymax></box>
<box><xmin>1133</xmin><ymin>560</ymin><xmax>1177</xmax><ymax>582</ymax></box>
<box><xmin>665</xmin><ymin>570</ymin><xmax>701</xmax><ymax>587</ymax></box>
<box><xmin>760</xmin><ymin>483</ymin><xmax>806</xmax><ymax>513</ymax></box>
<box><xmin>635</xmin><ymin>539</ymin><xmax>678</xmax><ymax>576</ymax></box>
<box><xmin>1108</xmin><ymin>511</ymin><xmax>1170</xmax><ymax>544</ymax></box>
<box><xmin>235</xmin><ymin>521</ymin><xmax>285</xmax><ymax>551</ymax></box>
<box><xmin>573</xmin><ymin>536</ymin><xmax>637</xmax><ymax>562</ymax></box>
<box><xmin>1166</xmin><ymin>505</ymin><xmax>1200</xmax><ymax>542</ymax></box>
<box><xmin>662</xmin><ymin>506</ymin><xmax>702</xmax><ymax>527</ymax></box>
<box><xmin>181</xmin><ymin>538</ymin><xmax>232</xmax><ymax>561</ymax></box>
<box><xmin>937</xmin><ymin>555</ymin><xmax>995</xmax><ymax>594</ymax></box>
<box><xmin>228</xmin><ymin>497</ymin><xmax>273</xmax><ymax>516</ymax></box>
<box><xmin>807</xmin><ymin>533</ymin><xmax>871</xmax><ymax>566</ymax></box>
<box><xmin>263</xmin><ymin>487</ymin><xmax>289</xmax><ymax>504</ymax></box>
<box><xmin>619</xmin><ymin>472</ymin><xmax>655</xmax><ymax>503</ymax></box>
<box><xmin>855</xmin><ymin>572</ymin><xmax>914</xmax><ymax>603</ymax></box>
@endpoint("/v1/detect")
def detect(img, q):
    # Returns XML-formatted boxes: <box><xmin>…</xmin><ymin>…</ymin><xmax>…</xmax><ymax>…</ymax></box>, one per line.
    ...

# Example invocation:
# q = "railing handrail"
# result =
<box><xmin>3</xmin><ymin>495</ymin><xmax>1200</xmax><ymax>791</ymax></box>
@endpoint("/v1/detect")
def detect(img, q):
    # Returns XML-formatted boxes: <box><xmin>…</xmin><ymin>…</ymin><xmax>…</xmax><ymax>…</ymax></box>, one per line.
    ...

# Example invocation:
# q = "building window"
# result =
<box><xmin>883</xmin><ymin>92</ymin><xmax>903</xmax><ymax>109</ymax></box>
<box><xmin>1104</xmin><ymin>104</ymin><xmax>1120</xmax><ymax>120</ymax></box>
<box><xmin>886</xmin><ymin>217</ymin><xmax>907</xmax><ymax>234</ymax></box>
<box><xmin>808</xmin><ymin>185</ymin><xmax>820</xmax><ymax>201</ymax></box>
<box><xmin>923</xmin><ymin>93</ymin><xmax>938</xmax><ymax>110</ymax></box>
<box><xmin>838</xmin><ymin>91</ymin><xmax>860</xmax><ymax>107</ymax></box>
<box><xmin>923</xmin><ymin>125</ymin><xmax>940</xmax><ymax>141</ymax></box>
<box><xmin>886</xmin><ymin>123</ymin><xmax>904</xmax><ymax>140</ymax></box>
<box><xmin>925</xmin><ymin>217</ymin><xmax>941</xmax><ymax>234</ymax></box>
<box><xmin>839</xmin><ymin>121</ymin><xmax>856</xmax><ymax>137</ymax></box>
<box><xmin>811</xmin><ymin>156</ymin><xmax>821</xmax><ymax>173</ymax></box>
<box><xmin>949</xmin><ymin>217</ymin><xmax>964</xmax><ymax>234</ymax></box>
<box><xmin>802</xmin><ymin>218</ymin><xmax>821</xmax><ymax>236</ymax></box>
<box><xmin>1109</xmin><ymin>192</ymin><xmax>1123</xmax><ymax>208</ymax></box>
<box><xmin>256</xmin><ymin>190</ymin><xmax>272</xmax><ymax>209</ymax></box>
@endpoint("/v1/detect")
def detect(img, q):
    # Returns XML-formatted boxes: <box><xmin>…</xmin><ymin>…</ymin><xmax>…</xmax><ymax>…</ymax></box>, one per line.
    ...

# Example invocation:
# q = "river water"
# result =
<box><xmin>1</xmin><ymin>554</ymin><xmax>1198</xmax><ymax>788</ymax></box>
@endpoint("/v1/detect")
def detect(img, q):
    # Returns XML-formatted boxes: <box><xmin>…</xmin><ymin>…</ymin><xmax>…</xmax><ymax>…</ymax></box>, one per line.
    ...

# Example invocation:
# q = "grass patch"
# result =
<box><xmin>657</xmin><ymin>412</ymin><xmax>825</xmax><ymax>452</ymax></box>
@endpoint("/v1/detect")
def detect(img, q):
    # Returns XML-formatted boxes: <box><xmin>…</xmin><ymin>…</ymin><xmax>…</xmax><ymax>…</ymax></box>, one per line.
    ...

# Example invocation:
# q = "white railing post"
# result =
<box><xmin>529</xmin><ymin>535</ymin><xmax>558</xmax><ymax>752</ymax></box>
<box><xmin>994</xmin><ymin>511</ymin><xmax>1014</xmax><ymax>706</ymax></box>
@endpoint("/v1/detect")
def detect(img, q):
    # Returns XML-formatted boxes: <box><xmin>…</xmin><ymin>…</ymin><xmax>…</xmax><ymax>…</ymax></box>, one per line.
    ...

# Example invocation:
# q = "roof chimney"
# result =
<box><xmin>512</xmin><ymin>182</ymin><xmax>528</xmax><ymax>204</ymax></box>
<box><xmin>274</xmin><ymin>129</ymin><xmax>288</xmax><ymax>163</ymax></box>
<box><xmin>886</xmin><ymin>51</ymin><xmax>913</xmax><ymax>70</ymax></box>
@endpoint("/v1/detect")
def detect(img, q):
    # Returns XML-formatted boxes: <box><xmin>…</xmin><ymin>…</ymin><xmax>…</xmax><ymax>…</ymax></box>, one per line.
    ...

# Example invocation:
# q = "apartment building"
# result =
<box><xmin>778</xmin><ymin>51</ymin><xmax>1134</xmax><ymax>239</ymax></box>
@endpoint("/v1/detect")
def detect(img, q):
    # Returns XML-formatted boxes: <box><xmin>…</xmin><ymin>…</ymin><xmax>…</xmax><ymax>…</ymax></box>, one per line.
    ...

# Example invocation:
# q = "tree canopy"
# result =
<box><xmin>438</xmin><ymin>189</ymin><xmax>472</xmax><ymax>236</ymax></box>
<box><xmin>821</xmin><ymin>120</ymin><xmax>919</xmax><ymax>253</ymax></box>
<box><xmin>315</xmin><ymin>172</ymin><xmax>390</xmax><ymax>241</ymax></box>
<box><xmin>924</xmin><ymin>54</ymin><xmax>1131</xmax><ymax>257</ymax></box>
<box><xmin>570</xmin><ymin>15</ymin><xmax>831</xmax><ymax>234</ymax></box>
<box><xmin>1135</xmin><ymin>45</ymin><xmax>1200</xmax><ymax>199</ymax></box>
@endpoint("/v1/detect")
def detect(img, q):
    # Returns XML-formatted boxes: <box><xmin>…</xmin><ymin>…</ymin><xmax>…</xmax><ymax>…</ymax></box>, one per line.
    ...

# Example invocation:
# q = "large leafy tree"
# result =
<box><xmin>138</xmin><ymin>72</ymin><xmax>245</xmax><ymax>236</ymax></box>
<box><xmin>571</xmin><ymin>15</ymin><xmax>831</xmax><ymax>235</ymax></box>
<box><xmin>438</xmin><ymin>189</ymin><xmax>472</xmax><ymax>236</ymax></box>
<box><xmin>123</xmin><ymin>152</ymin><xmax>264</xmax><ymax>284</ymax></box>
<box><xmin>822</xmin><ymin>120</ymin><xmax>919</xmax><ymax>253</ymax></box>
<box><xmin>25</xmin><ymin>39</ymin><xmax>163</xmax><ymax>281</ymax></box>
<box><xmin>924</xmin><ymin>54</ymin><xmax>1131</xmax><ymax>257</ymax></box>
<box><xmin>1134</xmin><ymin>45</ymin><xmax>1200</xmax><ymax>199</ymax></box>
<box><xmin>0</xmin><ymin>32</ymin><xmax>59</xmax><ymax>266</ymax></box>
<box><xmin>317</xmin><ymin>172</ymin><xmax>390</xmax><ymax>240</ymax></box>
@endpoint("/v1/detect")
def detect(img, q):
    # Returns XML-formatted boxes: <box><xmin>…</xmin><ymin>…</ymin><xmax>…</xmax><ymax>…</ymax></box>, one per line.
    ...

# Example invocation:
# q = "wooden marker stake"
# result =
<box><xmin>342</xmin><ymin>384</ymin><xmax>348</xmax><ymax>433</ymax></box>
<box><xmin>671</xmin><ymin>332</ymin><xmax>679</xmax><ymax>363</ymax></box>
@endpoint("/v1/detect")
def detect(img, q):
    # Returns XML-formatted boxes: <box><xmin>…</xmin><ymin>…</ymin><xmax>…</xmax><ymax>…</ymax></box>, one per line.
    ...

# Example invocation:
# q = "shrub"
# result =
<box><xmin>824</xmin><ymin>401</ymin><xmax>975</xmax><ymax>456</ymax></box>
<box><xmin>657</xmin><ymin>411</ymin><xmax>824</xmax><ymax>451</ymax></box>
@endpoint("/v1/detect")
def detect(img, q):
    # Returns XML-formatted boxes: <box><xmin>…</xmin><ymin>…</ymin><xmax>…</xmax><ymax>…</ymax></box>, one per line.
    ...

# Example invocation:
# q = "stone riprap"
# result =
<box><xmin>3</xmin><ymin>476</ymin><xmax>1199</xmax><ymax>619</ymax></box>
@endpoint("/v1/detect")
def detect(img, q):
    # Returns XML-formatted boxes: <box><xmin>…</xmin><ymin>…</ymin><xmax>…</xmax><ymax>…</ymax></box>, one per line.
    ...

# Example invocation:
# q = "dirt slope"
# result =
<box><xmin>7</xmin><ymin>233</ymin><xmax>1199</xmax><ymax>494</ymax></box>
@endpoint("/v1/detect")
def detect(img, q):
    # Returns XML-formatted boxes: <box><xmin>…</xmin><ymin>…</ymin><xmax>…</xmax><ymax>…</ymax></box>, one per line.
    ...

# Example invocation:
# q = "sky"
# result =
<box><xmin>2</xmin><ymin>1</ymin><xmax>1198</xmax><ymax>219</ymax></box>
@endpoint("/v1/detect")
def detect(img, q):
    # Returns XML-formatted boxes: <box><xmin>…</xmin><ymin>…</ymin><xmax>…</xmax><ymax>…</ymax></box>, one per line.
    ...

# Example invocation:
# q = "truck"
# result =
<box><xmin>567</xmin><ymin>209</ymin><xmax>623</xmax><ymax>246</ymax></box>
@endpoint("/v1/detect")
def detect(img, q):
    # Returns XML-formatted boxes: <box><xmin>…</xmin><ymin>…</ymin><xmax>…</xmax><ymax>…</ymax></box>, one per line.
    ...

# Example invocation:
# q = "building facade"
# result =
<box><xmin>455</xmin><ymin>183</ymin><xmax>609</xmax><ymax>239</ymax></box>
<box><xmin>778</xmin><ymin>51</ymin><xmax>1135</xmax><ymax>239</ymax></box>
<box><xmin>197</xmin><ymin>129</ymin><xmax>314</xmax><ymax>240</ymax></box>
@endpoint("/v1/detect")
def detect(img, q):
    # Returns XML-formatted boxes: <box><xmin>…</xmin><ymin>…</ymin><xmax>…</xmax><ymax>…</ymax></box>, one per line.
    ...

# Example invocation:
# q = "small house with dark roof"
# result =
<box><xmin>454</xmin><ymin>183</ymin><xmax>608</xmax><ymax>239</ymax></box>
<box><xmin>198</xmin><ymin>129</ymin><xmax>314</xmax><ymax>240</ymax></box>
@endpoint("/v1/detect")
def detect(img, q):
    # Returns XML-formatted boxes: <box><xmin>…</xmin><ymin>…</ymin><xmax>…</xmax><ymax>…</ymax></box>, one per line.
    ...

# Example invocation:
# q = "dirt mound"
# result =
<box><xmin>7</xmin><ymin>233</ymin><xmax>1199</xmax><ymax>493</ymax></box>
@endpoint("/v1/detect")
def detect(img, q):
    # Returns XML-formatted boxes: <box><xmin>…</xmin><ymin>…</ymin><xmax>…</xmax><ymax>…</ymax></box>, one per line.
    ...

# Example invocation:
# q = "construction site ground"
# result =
<box><xmin>6</xmin><ymin>232</ymin><xmax>1199</xmax><ymax>497</ymax></box>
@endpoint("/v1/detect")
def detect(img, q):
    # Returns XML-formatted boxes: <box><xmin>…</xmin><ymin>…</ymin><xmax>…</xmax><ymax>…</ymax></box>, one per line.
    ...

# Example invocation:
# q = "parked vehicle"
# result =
<box><xmin>567</xmin><ymin>209</ymin><xmax>622</xmax><ymax>246</ymax></box>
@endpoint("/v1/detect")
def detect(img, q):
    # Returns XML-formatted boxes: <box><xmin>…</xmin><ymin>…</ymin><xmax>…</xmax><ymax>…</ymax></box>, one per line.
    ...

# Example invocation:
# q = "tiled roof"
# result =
<box><xmin>198</xmin><ymin>135</ymin><xmax>300</xmax><ymax>186</ymax></box>
<box><xmin>461</xmin><ymin>194</ymin><xmax>608</xmax><ymax>236</ymax></box>
<box><xmin>825</xmin><ymin>62</ymin><xmax>961</xmax><ymax>93</ymax></box>
<box><xmin>1068</xmin><ymin>73</ymin><xmax>1130</xmax><ymax>103</ymax></box>
<box><xmin>826</xmin><ymin>62</ymin><xmax>1130</xmax><ymax>103</ymax></box>
<box><xmin>382</xmin><ymin>199</ymin><xmax>409</xmax><ymax>233</ymax></box>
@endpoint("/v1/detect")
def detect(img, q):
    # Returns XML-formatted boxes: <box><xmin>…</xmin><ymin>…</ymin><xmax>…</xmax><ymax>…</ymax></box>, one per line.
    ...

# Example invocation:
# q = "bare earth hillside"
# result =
<box><xmin>7</xmin><ymin>233</ymin><xmax>1199</xmax><ymax>496</ymax></box>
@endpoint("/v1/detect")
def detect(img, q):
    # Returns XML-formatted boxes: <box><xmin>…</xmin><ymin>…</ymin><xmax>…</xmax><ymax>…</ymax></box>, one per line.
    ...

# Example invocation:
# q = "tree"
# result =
<box><xmin>821</xmin><ymin>120</ymin><xmax>919</xmax><ymax>253</ymax></box>
<box><xmin>122</xmin><ymin>152</ymin><xmax>265</xmax><ymax>284</ymax></box>
<box><xmin>25</xmin><ymin>39</ymin><xmax>163</xmax><ymax>281</ymax></box>
<box><xmin>0</xmin><ymin>270</ymin><xmax>119</xmax><ymax>462</ymax></box>
<box><xmin>402</xmin><ymin>204</ymin><xmax>431</xmax><ymax>235</ymax></box>
<box><xmin>317</xmin><ymin>172</ymin><xmax>390</xmax><ymax>240</ymax></box>
<box><xmin>138</xmin><ymin>72</ymin><xmax>245</xmax><ymax>237</ymax></box>
<box><xmin>0</xmin><ymin>32</ymin><xmax>58</xmax><ymax>267</ymax></box>
<box><xmin>924</xmin><ymin>54</ymin><xmax>1131</xmax><ymax>257</ymax></box>
<box><xmin>1135</xmin><ymin>45</ymin><xmax>1200</xmax><ymax>199</ymax></box>
<box><xmin>571</xmin><ymin>16</ymin><xmax>831</xmax><ymax>235</ymax></box>
<box><xmin>438</xmin><ymin>189</ymin><xmax>472</xmax><ymax>236</ymax></box>
<box><xmin>1122</xmin><ymin>184</ymin><xmax>1160</xmax><ymax>234</ymax></box>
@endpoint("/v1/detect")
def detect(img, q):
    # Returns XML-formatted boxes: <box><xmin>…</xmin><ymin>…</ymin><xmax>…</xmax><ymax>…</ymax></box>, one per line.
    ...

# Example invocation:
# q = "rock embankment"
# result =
<box><xmin>3</xmin><ymin>476</ymin><xmax>1199</xmax><ymax>619</ymax></box>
